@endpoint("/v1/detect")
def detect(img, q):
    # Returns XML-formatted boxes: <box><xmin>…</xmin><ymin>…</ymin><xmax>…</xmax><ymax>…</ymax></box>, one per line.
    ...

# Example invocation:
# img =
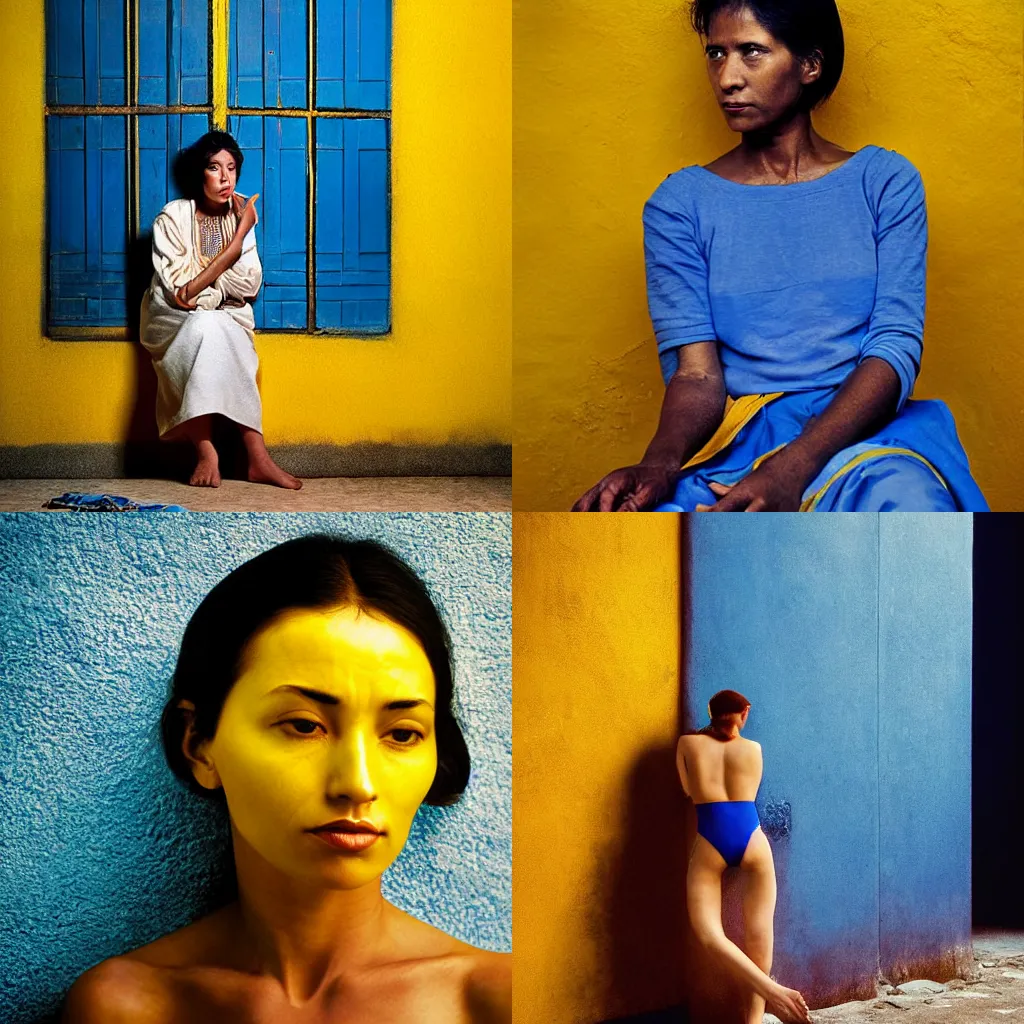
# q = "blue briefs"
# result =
<box><xmin>696</xmin><ymin>801</ymin><xmax>760</xmax><ymax>867</ymax></box>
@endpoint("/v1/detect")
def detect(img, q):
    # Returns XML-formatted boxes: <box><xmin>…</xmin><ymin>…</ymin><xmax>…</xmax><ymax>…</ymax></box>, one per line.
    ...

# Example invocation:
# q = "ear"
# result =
<box><xmin>178</xmin><ymin>700</ymin><xmax>222</xmax><ymax>791</ymax></box>
<box><xmin>800</xmin><ymin>50</ymin><xmax>824</xmax><ymax>86</ymax></box>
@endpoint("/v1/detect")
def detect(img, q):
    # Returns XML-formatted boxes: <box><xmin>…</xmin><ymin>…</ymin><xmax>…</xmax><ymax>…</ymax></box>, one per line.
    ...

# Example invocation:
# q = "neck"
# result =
<box><xmin>196</xmin><ymin>195</ymin><xmax>231</xmax><ymax>217</ymax></box>
<box><xmin>739</xmin><ymin>110</ymin><xmax>821</xmax><ymax>180</ymax></box>
<box><xmin>230</xmin><ymin>827</ymin><xmax>392</xmax><ymax>1003</ymax></box>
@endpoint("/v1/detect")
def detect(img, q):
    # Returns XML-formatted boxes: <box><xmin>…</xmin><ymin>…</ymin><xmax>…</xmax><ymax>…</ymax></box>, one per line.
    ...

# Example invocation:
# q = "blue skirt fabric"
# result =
<box><xmin>655</xmin><ymin>390</ymin><xmax>988</xmax><ymax>512</ymax></box>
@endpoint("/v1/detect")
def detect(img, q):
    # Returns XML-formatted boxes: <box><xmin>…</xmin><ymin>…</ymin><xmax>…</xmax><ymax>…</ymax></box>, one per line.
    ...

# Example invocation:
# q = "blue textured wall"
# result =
<box><xmin>0</xmin><ymin>512</ymin><xmax>511</xmax><ymax>1024</ymax></box>
<box><xmin>686</xmin><ymin>514</ymin><xmax>972</xmax><ymax>1013</ymax></box>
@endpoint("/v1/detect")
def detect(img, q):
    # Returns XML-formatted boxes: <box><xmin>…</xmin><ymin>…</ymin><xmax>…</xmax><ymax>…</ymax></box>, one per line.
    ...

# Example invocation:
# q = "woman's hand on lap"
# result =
<box><xmin>572</xmin><ymin>464</ymin><xmax>677</xmax><ymax>511</ymax></box>
<box><xmin>171</xmin><ymin>284</ymin><xmax>197</xmax><ymax>311</ymax></box>
<box><xmin>698</xmin><ymin>451</ymin><xmax>809</xmax><ymax>511</ymax></box>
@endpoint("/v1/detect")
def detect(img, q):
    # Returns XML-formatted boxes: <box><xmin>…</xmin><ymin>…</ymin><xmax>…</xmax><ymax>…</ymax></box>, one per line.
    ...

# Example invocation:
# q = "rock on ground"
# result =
<box><xmin>764</xmin><ymin>940</ymin><xmax>1024</xmax><ymax>1023</ymax></box>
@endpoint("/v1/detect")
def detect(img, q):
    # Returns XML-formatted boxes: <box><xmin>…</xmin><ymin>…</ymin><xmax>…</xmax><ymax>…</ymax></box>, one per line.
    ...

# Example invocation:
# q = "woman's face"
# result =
<box><xmin>203</xmin><ymin>148</ymin><xmax>238</xmax><ymax>207</ymax></box>
<box><xmin>703</xmin><ymin>6</ymin><xmax>820</xmax><ymax>132</ymax></box>
<box><xmin>197</xmin><ymin>604</ymin><xmax>438</xmax><ymax>890</ymax></box>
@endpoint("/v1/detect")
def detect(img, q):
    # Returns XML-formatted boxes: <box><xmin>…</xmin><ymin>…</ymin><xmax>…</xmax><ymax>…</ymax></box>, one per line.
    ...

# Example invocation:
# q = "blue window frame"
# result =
<box><xmin>45</xmin><ymin>0</ymin><xmax>391</xmax><ymax>338</ymax></box>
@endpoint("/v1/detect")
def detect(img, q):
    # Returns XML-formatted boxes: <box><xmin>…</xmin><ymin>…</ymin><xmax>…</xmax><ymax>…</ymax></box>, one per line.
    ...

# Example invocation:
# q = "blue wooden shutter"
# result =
<box><xmin>229</xmin><ymin>114</ymin><xmax>308</xmax><ymax>328</ymax></box>
<box><xmin>46</xmin><ymin>0</ymin><xmax>126</xmax><ymax>104</ymax></box>
<box><xmin>316</xmin><ymin>0</ymin><xmax>391</xmax><ymax>110</ymax></box>
<box><xmin>138</xmin><ymin>0</ymin><xmax>209</xmax><ymax>105</ymax></box>
<box><xmin>47</xmin><ymin>0</ymin><xmax>211</xmax><ymax>330</ymax></box>
<box><xmin>315</xmin><ymin>118</ymin><xmax>389</xmax><ymax>331</ymax></box>
<box><xmin>229</xmin><ymin>0</ymin><xmax>308</xmax><ymax>108</ymax></box>
<box><xmin>47</xmin><ymin>115</ymin><xmax>128</xmax><ymax>326</ymax></box>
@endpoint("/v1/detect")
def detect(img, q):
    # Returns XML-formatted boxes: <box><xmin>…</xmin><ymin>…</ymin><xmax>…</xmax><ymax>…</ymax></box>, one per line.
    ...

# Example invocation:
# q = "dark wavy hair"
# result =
<box><xmin>699</xmin><ymin>688</ymin><xmax>752</xmax><ymax>741</ymax></box>
<box><xmin>176</xmin><ymin>130</ymin><xmax>245</xmax><ymax>202</ymax></box>
<box><xmin>160</xmin><ymin>535</ymin><xmax>471</xmax><ymax>806</ymax></box>
<box><xmin>689</xmin><ymin>0</ymin><xmax>845</xmax><ymax>110</ymax></box>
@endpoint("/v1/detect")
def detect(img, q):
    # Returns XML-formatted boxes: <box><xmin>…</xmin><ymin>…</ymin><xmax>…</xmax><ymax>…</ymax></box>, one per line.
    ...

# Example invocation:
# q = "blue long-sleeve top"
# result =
<box><xmin>645</xmin><ymin>145</ymin><xmax>926</xmax><ymax>411</ymax></box>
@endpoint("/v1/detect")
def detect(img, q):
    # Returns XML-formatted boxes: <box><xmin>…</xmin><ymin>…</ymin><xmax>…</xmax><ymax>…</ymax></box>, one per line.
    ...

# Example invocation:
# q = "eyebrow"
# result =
<box><xmin>268</xmin><ymin>685</ymin><xmax>433</xmax><ymax>710</ymax></box>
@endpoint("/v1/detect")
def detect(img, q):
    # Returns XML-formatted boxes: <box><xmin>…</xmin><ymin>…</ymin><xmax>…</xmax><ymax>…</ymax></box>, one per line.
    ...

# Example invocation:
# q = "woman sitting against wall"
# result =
<box><xmin>140</xmin><ymin>130</ymin><xmax>301</xmax><ymax>490</ymax></box>
<box><xmin>573</xmin><ymin>0</ymin><xmax>987</xmax><ymax>512</ymax></box>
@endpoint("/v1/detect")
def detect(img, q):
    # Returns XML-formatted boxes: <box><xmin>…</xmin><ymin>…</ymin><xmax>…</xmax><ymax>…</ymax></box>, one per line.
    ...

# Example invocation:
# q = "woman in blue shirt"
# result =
<box><xmin>573</xmin><ymin>0</ymin><xmax>987</xmax><ymax>512</ymax></box>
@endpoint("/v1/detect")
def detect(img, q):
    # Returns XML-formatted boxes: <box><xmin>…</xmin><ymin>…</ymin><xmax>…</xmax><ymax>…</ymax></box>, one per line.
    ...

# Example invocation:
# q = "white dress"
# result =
<box><xmin>140</xmin><ymin>197</ymin><xmax>264</xmax><ymax>438</ymax></box>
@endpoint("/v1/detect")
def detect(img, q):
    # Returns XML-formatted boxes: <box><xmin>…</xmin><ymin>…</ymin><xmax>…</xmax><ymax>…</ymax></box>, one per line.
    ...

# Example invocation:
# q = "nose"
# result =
<box><xmin>326</xmin><ymin>730</ymin><xmax>377</xmax><ymax>806</ymax></box>
<box><xmin>718</xmin><ymin>53</ymin><xmax>746</xmax><ymax>93</ymax></box>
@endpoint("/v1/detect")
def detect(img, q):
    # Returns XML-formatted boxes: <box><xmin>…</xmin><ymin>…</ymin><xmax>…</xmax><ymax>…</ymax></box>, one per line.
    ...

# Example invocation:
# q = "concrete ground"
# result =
<box><xmin>0</xmin><ymin>477</ymin><xmax>512</xmax><ymax>512</ymax></box>
<box><xmin>765</xmin><ymin>932</ymin><xmax>1024</xmax><ymax>1024</ymax></box>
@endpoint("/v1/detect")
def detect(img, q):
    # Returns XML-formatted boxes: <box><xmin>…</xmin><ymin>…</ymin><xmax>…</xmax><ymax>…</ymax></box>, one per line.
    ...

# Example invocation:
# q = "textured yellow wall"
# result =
<box><xmin>513</xmin><ymin>514</ymin><xmax>686</xmax><ymax>1024</ymax></box>
<box><xmin>0</xmin><ymin>1</ymin><xmax>510</xmax><ymax>448</ymax></box>
<box><xmin>513</xmin><ymin>0</ymin><xmax>1024</xmax><ymax>510</ymax></box>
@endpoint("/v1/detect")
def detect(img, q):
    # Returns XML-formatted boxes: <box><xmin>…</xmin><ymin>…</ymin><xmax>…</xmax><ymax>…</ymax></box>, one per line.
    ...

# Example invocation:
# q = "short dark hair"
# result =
<box><xmin>689</xmin><ymin>0</ymin><xmax>845</xmax><ymax>109</ymax></box>
<box><xmin>177</xmin><ymin>130</ymin><xmax>245</xmax><ymax>202</ymax></box>
<box><xmin>160</xmin><ymin>535</ymin><xmax>471</xmax><ymax>806</ymax></box>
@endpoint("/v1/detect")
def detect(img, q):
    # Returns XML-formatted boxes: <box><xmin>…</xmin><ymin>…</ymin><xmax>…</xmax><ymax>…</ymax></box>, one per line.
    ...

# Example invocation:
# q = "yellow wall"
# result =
<box><xmin>0</xmin><ymin>1</ymin><xmax>510</xmax><ymax>448</ymax></box>
<box><xmin>513</xmin><ymin>0</ymin><xmax>1024</xmax><ymax>510</ymax></box>
<box><xmin>513</xmin><ymin>514</ymin><xmax>686</xmax><ymax>1024</ymax></box>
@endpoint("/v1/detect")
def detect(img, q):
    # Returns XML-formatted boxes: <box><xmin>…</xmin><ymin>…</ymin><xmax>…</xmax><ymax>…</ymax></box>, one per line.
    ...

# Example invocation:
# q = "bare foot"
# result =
<box><xmin>247</xmin><ymin>455</ymin><xmax>302</xmax><ymax>490</ymax></box>
<box><xmin>767</xmin><ymin>984</ymin><xmax>812</xmax><ymax>1023</ymax></box>
<box><xmin>189</xmin><ymin>453</ymin><xmax>221</xmax><ymax>487</ymax></box>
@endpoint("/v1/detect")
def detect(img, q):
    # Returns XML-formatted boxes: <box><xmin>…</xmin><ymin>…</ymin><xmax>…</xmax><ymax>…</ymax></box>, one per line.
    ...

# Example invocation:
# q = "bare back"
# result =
<box><xmin>676</xmin><ymin>733</ymin><xmax>762</xmax><ymax>803</ymax></box>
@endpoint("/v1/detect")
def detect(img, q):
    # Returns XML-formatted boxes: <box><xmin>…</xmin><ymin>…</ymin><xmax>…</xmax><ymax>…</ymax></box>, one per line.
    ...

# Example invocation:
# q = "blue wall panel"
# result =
<box><xmin>47</xmin><ymin>0</ymin><xmax>126</xmax><ymax>105</ymax></box>
<box><xmin>687</xmin><ymin>514</ymin><xmax>973</xmax><ymax>1008</ymax></box>
<box><xmin>47</xmin><ymin>116</ymin><xmax>128</xmax><ymax>326</ymax></box>
<box><xmin>138</xmin><ymin>114</ymin><xmax>213</xmax><ymax>234</ymax></box>
<box><xmin>878</xmin><ymin>516</ymin><xmax>973</xmax><ymax>979</ymax></box>
<box><xmin>229</xmin><ymin>0</ymin><xmax>308</xmax><ymax>108</ymax></box>
<box><xmin>139</xmin><ymin>0</ymin><xmax>209</xmax><ymax>106</ymax></box>
<box><xmin>0</xmin><ymin>513</ymin><xmax>511</xmax><ymax>1024</ymax></box>
<box><xmin>688</xmin><ymin>517</ymin><xmax>880</xmax><ymax>1006</ymax></box>
<box><xmin>229</xmin><ymin>115</ymin><xmax>308</xmax><ymax>328</ymax></box>
<box><xmin>316</xmin><ymin>0</ymin><xmax>391</xmax><ymax>110</ymax></box>
<box><xmin>315</xmin><ymin>118</ymin><xmax>390</xmax><ymax>331</ymax></box>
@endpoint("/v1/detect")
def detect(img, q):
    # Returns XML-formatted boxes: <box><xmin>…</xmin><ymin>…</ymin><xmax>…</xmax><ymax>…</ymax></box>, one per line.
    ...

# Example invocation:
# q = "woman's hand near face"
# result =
<box><xmin>231</xmin><ymin>192</ymin><xmax>260</xmax><ymax>238</ymax></box>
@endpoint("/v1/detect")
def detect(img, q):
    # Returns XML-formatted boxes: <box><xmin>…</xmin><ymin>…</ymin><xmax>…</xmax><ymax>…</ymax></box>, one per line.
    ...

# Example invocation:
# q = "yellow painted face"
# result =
<box><xmin>200</xmin><ymin>604</ymin><xmax>438</xmax><ymax>889</ymax></box>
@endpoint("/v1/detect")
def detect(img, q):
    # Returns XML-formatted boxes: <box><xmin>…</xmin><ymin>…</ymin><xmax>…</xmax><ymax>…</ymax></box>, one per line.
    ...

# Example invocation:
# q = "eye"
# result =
<box><xmin>280</xmin><ymin>718</ymin><xmax>325</xmax><ymax>737</ymax></box>
<box><xmin>387</xmin><ymin>728</ymin><xmax>424</xmax><ymax>746</ymax></box>
<box><xmin>706</xmin><ymin>47</ymin><xmax>726</xmax><ymax>60</ymax></box>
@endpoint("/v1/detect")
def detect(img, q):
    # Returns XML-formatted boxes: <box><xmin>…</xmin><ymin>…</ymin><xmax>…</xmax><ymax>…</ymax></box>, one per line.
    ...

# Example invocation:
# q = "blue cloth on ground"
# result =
<box><xmin>42</xmin><ymin>492</ymin><xmax>188</xmax><ymax>512</ymax></box>
<box><xmin>644</xmin><ymin>145</ymin><xmax>987</xmax><ymax>510</ymax></box>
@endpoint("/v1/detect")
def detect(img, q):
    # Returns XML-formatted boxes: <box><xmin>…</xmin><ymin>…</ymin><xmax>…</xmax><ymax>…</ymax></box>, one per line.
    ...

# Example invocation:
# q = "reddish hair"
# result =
<box><xmin>699</xmin><ymin>689</ymin><xmax>751</xmax><ymax>741</ymax></box>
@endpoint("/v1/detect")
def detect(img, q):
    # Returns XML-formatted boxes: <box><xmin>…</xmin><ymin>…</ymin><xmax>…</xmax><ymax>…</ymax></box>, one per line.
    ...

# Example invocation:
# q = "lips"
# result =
<box><xmin>723</xmin><ymin>104</ymin><xmax>752</xmax><ymax>113</ymax></box>
<box><xmin>309</xmin><ymin>819</ymin><xmax>384</xmax><ymax>853</ymax></box>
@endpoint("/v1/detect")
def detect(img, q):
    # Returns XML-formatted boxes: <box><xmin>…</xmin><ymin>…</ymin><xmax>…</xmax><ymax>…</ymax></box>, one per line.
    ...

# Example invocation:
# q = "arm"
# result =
<box><xmin>704</xmin><ymin>356</ymin><xmax>900</xmax><ymax>511</ymax></box>
<box><xmin>573</xmin><ymin>181</ymin><xmax>725</xmax><ymax>511</ymax></box>
<box><xmin>572</xmin><ymin>343</ymin><xmax>726</xmax><ymax>511</ymax></box>
<box><xmin>675</xmin><ymin>737</ymin><xmax>691</xmax><ymax>798</ymax></box>
<box><xmin>167</xmin><ymin>195</ymin><xmax>259</xmax><ymax>310</ymax></box>
<box><xmin>175</xmin><ymin>233</ymin><xmax>244</xmax><ymax>307</ymax></box>
<box><xmin>705</xmin><ymin>157</ymin><xmax>927</xmax><ymax>512</ymax></box>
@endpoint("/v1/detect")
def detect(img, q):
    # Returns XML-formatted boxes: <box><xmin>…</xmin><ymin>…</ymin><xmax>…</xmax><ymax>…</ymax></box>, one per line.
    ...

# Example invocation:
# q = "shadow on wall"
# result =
<box><xmin>120</xmin><ymin>148</ymin><xmax>206</xmax><ymax>480</ymax></box>
<box><xmin>594</xmin><ymin>518</ymin><xmax>692</xmax><ymax>1024</ymax></box>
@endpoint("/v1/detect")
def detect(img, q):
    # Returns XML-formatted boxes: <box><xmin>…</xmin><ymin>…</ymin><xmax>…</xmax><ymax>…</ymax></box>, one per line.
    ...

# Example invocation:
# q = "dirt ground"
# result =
<box><xmin>766</xmin><ymin>933</ymin><xmax>1024</xmax><ymax>1024</ymax></box>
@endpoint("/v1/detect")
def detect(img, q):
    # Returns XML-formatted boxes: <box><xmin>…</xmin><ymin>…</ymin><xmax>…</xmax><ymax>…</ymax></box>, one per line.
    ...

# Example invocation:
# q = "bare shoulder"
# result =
<box><xmin>387</xmin><ymin>906</ymin><xmax>510</xmax><ymax>1021</ymax></box>
<box><xmin>464</xmin><ymin>948</ymin><xmax>512</xmax><ymax>1024</ymax></box>
<box><xmin>62</xmin><ymin>956</ymin><xmax>172</xmax><ymax>1024</ymax></box>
